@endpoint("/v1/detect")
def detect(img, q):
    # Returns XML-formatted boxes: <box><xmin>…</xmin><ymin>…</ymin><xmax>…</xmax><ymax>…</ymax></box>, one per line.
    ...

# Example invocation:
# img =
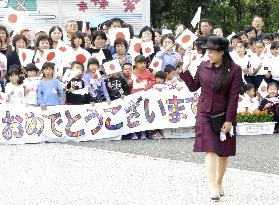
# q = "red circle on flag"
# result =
<box><xmin>261</xmin><ymin>86</ymin><xmax>267</xmax><ymax>92</ymax></box>
<box><xmin>134</xmin><ymin>43</ymin><xmax>141</xmax><ymax>53</ymax></box>
<box><xmin>22</xmin><ymin>52</ymin><xmax>26</xmax><ymax>61</ymax></box>
<box><xmin>93</xmin><ymin>74</ymin><xmax>99</xmax><ymax>79</ymax></box>
<box><xmin>59</xmin><ymin>47</ymin><xmax>67</xmax><ymax>52</ymax></box>
<box><xmin>153</xmin><ymin>61</ymin><xmax>159</xmax><ymax>67</ymax></box>
<box><xmin>109</xmin><ymin>64</ymin><xmax>115</xmax><ymax>70</ymax></box>
<box><xmin>192</xmin><ymin>55</ymin><xmax>196</xmax><ymax>61</ymax></box>
<box><xmin>116</xmin><ymin>32</ymin><xmax>125</xmax><ymax>39</ymax></box>
<box><xmin>8</xmin><ymin>14</ymin><xmax>17</xmax><ymax>24</ymax></box>
<box><xmin>145</xmin><ymin>47</ymin><xmax>151</xmax><ymax>53</ymax></box>
<box><xmin>36</xmin><ymin>58</ymin><xmax>40</xmax><ymax>64</ymax></box>
<box><xmin>76</xmin><ymin>54</ymin><xmax>86</xmax><ymax>64</ymax></box>
<box><xmin>182</xmin><ymin>35</ymin><xmax>191</xmax><ymax>43</ymax></box>
<box><xmin>136</xmin><ymin>79</ymin><xmax>141</xmax><ymax>83</ymax></box>
<box><xmin>46</xmin><ymin>52</ymin><xmax>55</xmax><ymax>61</ymax></box>
<box><xmin>238</xmin><ymin>97</ymin><xmax>243</xmax><ymax>102</ymax></box>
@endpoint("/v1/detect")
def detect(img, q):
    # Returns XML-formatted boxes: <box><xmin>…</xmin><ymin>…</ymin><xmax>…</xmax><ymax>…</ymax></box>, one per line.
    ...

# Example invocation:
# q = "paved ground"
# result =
<box><xmin>0</xmin><ymin>134</ymin><xmax>278</xmax><ymax>204</ymax></box>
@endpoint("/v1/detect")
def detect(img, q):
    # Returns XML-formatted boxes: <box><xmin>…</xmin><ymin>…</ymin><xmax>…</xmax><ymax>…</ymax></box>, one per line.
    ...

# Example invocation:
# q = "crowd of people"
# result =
<box><xmin>0</xmin><ymin>14</ymin><xmax>279</xmax><ymax>137</ymax></box>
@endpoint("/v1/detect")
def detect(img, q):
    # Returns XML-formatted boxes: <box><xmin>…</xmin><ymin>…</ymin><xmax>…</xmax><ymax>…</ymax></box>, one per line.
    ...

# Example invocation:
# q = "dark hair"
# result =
<box><xmin>255</xmin><ymin>41</ymin><xmax>265</xmax><ymax>47</ymax></box>
<box><xmin>87</xmin><ymin>57</ymin><xmax>99</xmax><ymax>67</ymax></box>
<box><xmin>230</xmin><ymin>35</ymin><xmax>241</xmax><ymax>43</ymax></box>
<box><xmin>237</xmin><ymin>31</ymin><xmax>248</xmax><ymax>38</ymax></box>
<box><xmin>213</xmin><ymin>52</ymin><xmax>233</xmax><ymax>93</ymax></box>
<box><xmin>200</xmin><ymin>19</ymin><xmax>212</xmax><ymax>26</ymax></box>
<box><xmin>134</xmin><ymin>55</ymin><xmax>146</xmax><ymax>64</ymax></box>
<box><xmin>267</xmin><ymin>82</ymin><xmax>278</xmax><ymax>90</ymax></box>
<box><xmin>42</xmin><ymin>62</ymin><xmax>55</xmax><ymax>70</ymax></box>
<box><xmin>25</xmin><ymin>63</ymin><xmax>39</xmax><ymax>72</ymax></box>
<box><xmin>109</xmin><ymin>18</ymin><xmax>124</xmax><ymax>27</ymax></box>
<box><xmin>83</xmin><ymin>32</ymin><xmax>92</xmax><ymax>40</ymax></box>
<box><xmin>0</xmin><ymin>25</ymin><xmax>10</xmax><ymax>45</ymax></box>
<box><xmin>164</xmin><ymin>64</ymin><xmax>175</xmax><ymax>73</ymax></box>
<box><xmin>71</xmin><ymin>61</ymin><xmax>84</xmax><ymax>71</ymax></box>
<box><xmin>123</xmin><ymin>62</ymin><xmax>132</xmax><ymax>67</ymax></box>
<box><xmin>35</xmin><ymin>34</ymin><xmax>52</xmax><ymax>48</ymax></box>
<box><xmin>49</xmin><ymin>26</ymin><xmax>63</xmax><ymax>42</ymax></box>
<box><xmin>123</xmin><ymin>23</ymin><xmax>134</xmax><ymax>39</ymax></box>
<box><xmin>139</xmin><ymin>26</ymin><xmax>155</xmax><ymax>43</ymax></box>
<box><xmin>213</xmin><ymin>25</ymin><xmax>223</xmax><ymax>31</ymax></box>
<box><xmin>160</xmin><ymin>33</ymin><xmax>175</xmax><ymax>45</ymax></box>
<box><xmin>154</xmin><ymin>28</ymin><xmax>162</xmax><ymax>35</ymax></box>
<box><xmin>237</xmin><ymin>41</ymin><xmax>248</xmax><ymax>49</ymax></box>
<box><xmin>245</xmin><ymin>27</ymin><xmax>257</xmax><ymax>36</ymax></box>
<box><xmin>99</xmin><ymin>20</ymin><xmax>110</xmax><ymax>31</ymax></box>
<box><xmin>263</xmin><ymin>33</ymin><xmax>274</xmax><ymax>41</ymax></box>
<box><xmin>114</xmin><ymin>38</ymin><xmax>128</xmax><ymax>49</ymax></box>
<box><xmin>12</xmin><ymin>34</ymin><xmax>28</xmax><ymax>48</ymax></box>
<box><xmin>71</xmin><ymin>31</ymin><xmax>85</xmax><ymax>48</ymax></box>
<box><xmin>7</xmin><ymin>64</ymin><xmax>21</xmax><ymax>78</ymax></box>
<box><xmin>195</xmin><ymin>36</ymin><xmax>208</xmax><ymax>55</ymax></box>
<box><xmin>240</xmin><ymin>83</ymin><xmax>255</xmax><ymax>95</ymax></box>
<box><xmin>91</xmin><ymin>30</ymin><xmax>107</xmax><ymax>45</ymax></box>
<box><xmin>274</xmin><ymin>32</ymin><xmax>279</xmax><ymax>39</ymax></box>
<box><xmin>155</xmin><ymin>71</ymin><xmax>167</xmax><ymax>81</ymax></box>
<box><xmin>270</xmin><ymin>41</ymin><xmax>279</xmax><ymax>50</ymax></box>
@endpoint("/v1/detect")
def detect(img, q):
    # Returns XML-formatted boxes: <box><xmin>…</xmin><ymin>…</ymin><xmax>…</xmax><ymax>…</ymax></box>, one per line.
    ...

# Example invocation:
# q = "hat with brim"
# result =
<box><xmin>201</xmin><ymin>36</ymin><xmax>231</xmax><ymax>52</ymax></box>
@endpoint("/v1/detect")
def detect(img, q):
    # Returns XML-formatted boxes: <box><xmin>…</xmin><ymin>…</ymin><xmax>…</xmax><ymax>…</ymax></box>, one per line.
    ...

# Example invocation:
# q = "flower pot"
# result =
<box><xmin>236</xmin><ymin>122</ymin><xmax>276</xmax><ymax>135</ymax></box>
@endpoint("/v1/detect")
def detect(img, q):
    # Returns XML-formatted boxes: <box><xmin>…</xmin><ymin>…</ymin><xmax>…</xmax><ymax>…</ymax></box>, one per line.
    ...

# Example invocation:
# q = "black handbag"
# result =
<box><xmin>210</xmin><ymin>112</ymin><xmax>226</xmax><ymax>133</ymax></box>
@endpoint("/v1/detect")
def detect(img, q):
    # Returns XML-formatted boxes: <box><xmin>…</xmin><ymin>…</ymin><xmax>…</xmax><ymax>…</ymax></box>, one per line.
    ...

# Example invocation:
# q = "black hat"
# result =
<box><xmin>25</xmin><ymin>63</ymin><xmax>39</xmax><ymax>72</ymax></box>
<box><xmin>195</xmin><ymin>36</ymin><xmax>208</xmax><ymax>47</ymax></box>
<box><xmin>202</xmin><ymin>36</ymin><xmax>230</xmax><ymax>52</ymax></box>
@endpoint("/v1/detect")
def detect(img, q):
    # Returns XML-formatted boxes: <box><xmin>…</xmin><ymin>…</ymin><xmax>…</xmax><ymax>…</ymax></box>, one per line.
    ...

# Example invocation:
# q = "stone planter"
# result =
<box><xmin>236</xmin><ymin>122</ymin><xmax>276</xmax><ymax>135</ymax></box>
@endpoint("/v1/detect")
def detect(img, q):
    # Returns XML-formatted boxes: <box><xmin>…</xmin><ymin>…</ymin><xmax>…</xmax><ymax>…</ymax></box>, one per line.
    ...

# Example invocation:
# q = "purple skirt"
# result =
<box><xmin>194</xmin><ymin>112</ymin><xmax>236</xmax><ymax>157</ymax></box>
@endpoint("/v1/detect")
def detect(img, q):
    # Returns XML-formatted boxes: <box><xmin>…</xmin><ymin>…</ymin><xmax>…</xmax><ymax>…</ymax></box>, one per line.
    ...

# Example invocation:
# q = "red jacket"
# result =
<box><xmin>179</xmin><ymin>60</ymin><xmax>242</xmax><ymax>122</ymax></box>
<box><xmin>131</xmin><ymin>69</ymin><xmax>156</xmax><ymax>94</ymax></box>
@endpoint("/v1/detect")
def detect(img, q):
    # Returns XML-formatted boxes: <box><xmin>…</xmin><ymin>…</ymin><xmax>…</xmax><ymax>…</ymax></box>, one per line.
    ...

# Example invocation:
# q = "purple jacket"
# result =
<box><xmin>179</xmin><ymin>60</ymin><xmax>242</xmax><ymax>122</ymax></box>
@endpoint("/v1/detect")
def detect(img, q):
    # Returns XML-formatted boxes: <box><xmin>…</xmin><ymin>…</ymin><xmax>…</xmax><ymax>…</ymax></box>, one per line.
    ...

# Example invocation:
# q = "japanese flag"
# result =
<box><xmin>175</xmin><ymin>29</ymin><xmax>198</xmax><ymax>50</ymax></box>
<box><xmin>191</xmin><ymin>7</ymin><xmax>201</xmax><ymax>28</ymax></box>
<box><xmin>131</xmin><ymin>74</ymin><xmax>146</xmax><ymax>89</ymax></box>
<box><xmin>90</xmin><ymin>70</ymin><xmax>102</xmax><ymax>81</ymax></box>
<box><xmin>103</xmin><ymin>59</ymin><xmax>122</xmax><ymax>75</ymax></box>
<box><xmin>91</xmin><ymin>49</ymin><xmax>106</xmax><ymax>65</ymax></box>
<box><xmin>43</xmin><ymin>49</ymin><xmax>57</xmax><ymax>63</ymax></box>
<box><xmin>258</xmin><ymin>80</ymin><xmax>268</xmax><ymax>98</ymax></box>
<box><xmin>128</xmin><ymin>37</ymin><xmax>142</xmax><ymax>56</ymax></box>
<box><xmin>108</xmin><ymin>28</ymin><xmax>130</xmax><ymax>46</ymax></box>
<box><xmin>56</xmin><ymin>40</ymin><xmax>71</xmax><ymax>54</ymax></box>
<box><xmin>33</xmin><ymin>51</ymin><xmax>44</xmax><ymax>70</ymax></box>
<box><xmin>62</xmin><ymin>69</ymin><xmax>80</xmax><ymax>83</ymax></box>
<box><xmin>72</xmin><ymin>47</ymin><xmax>91</xmax><ymax>65</ymax></box>
<box><xmin>18</xmin><ymin>49</ymin><xmax>34</xmax><ymax>67</ymax></box>
<box><xmin>141</xmin><ymin>41</ymin><xmax>154</xmax><ymax>57</ymax></box>
<box><xmin>149</xmin><ymin>57</ymin><xmax>162</xmax><ymax>72</ymax></box>
<box><xmin>0</xmin><ymin>92</ymin><xmax>7</xmax><ymax>104</ymax></box>
<box><xmin>3</xmin><ymin>8</ymin><xmax>23</xmax><ymax>29</ymax></box>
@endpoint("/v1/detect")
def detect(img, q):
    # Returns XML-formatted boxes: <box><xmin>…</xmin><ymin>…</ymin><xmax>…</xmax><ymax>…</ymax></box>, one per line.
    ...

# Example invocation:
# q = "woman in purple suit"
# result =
<box><xmin>178</xmin><ymin>36</ymin><xmax>242</xmax><ymax>201</ymax></box>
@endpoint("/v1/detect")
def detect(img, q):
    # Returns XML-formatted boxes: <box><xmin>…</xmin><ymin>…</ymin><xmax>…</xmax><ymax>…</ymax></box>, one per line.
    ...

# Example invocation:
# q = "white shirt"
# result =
<box><xmin>269</xmin><ymin>56</ymin><xmax>279</xmax><ymax>81</ymax></box>
<box><xmin>237</xmin><ymin>94</ymin><xmax>259</xmax><ymax>112</ymax></box>
<box><xmin>233</xmin><ymin>54</ymin><xmax>251</xmax><ymax>81</ymax></box>
<box><xmin>250</xmin><ymin>53</ymin><xmax>267</xmax><ymax>75</ymax></box>
<box><xmin>0</xmin><ymin>53</ymin><xmax>7</xmax><ymax>71</ymax></box>
<box><xmin>22</xmin><ymin>77</ymin><xmax>40</xmax><ymax>105</ymax></box>
<box><xmin>5</xmin><ymin>82</ymin><xmax>24</xmax><ymax>104</ymax></box>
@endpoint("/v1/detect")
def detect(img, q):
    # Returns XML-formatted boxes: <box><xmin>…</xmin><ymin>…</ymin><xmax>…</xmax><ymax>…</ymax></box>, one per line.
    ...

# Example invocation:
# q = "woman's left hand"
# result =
<box><xmin>221</xmin><ymin>121</ymin><xmax>232</xmax><ymax>134</ymax></box>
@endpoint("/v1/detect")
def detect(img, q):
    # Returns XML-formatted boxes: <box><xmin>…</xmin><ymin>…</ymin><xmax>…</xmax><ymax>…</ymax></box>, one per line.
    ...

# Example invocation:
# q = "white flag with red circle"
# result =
<box><xmin>72</xmin><ymin>47</ymin><xmax>91</xmax><ymax>65</ymax></box>
<box><xmin>62</xmin><ymin>69</ymin><xmax>80</xmax><ymax>83</ymax></box>
<box><xmin>141</xmin><ymin>41</ymin><xmax>154</xmax><ymax>57</ymax></box>
<box><xmin>131</xmin><ymin>74</ymin><xmax>146</xmax><ymax>89</ymax></box>
<box><xmin>103</xmin><ymin>59</ymin><xmax>122</xmax><ymax>75</ymax></box>
<box><xmin>258</xmin><ymin>80</ymin><xmax>268</xmax><ymax>98</ymax></box>
<box><xmin>89</xmin><ymin>70</ymin><xmax>102</xmax><ymax>82</ymax></box>
<box><xmin>3</xmin><ymin>8</ymin><xmax>23</xmax><ymax>29</ymax></box>
<box><xmin>175</xmin><ymin>29</ymin><xmax>198</xmax><ymax>50</ymax></box>
<box><xmin>149</xmin><ymin>57</ymin><xmax>162</xmax><ymax>72</ymax></box>
<box><xmin>128</xmin><ymin>38</ymin><xmax>142</xmax><ymax>56</ymax></box>
<box><xmin>108</xmin><ymin>28</ymin><xmax>130</xmax><ymax>46</ymax></box>
<box><xmin>56</xmin><ymin>40</ymin><xmax>71</xmax><ymax>54</ymax></box>
<box><xmin>18</xmin><ymin>49</ymin><xmax>35</xmax><ymax>67</ymax></box>
<box><xmin>43</xmin><ymin>49</ymin><xmax>57</xmax><ymax>63</ymax></box>
<box><xmin>91</xmin><ymin>50</ymin><xmax>106</xmax><ymax>65</ymax></box>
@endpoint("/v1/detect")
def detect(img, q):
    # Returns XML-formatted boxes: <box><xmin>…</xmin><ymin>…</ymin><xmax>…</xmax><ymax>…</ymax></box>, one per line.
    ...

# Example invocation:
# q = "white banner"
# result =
<box><xmin>0</xmin><ymin>88</ymin><xmax>199</xmax><ymax>144</ymax></box>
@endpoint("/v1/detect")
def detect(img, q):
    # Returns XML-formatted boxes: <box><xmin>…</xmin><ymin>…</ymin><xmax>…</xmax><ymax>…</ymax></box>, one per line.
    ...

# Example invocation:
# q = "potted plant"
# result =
<box><xmin>236</xmin><ymin>110</ymin><xmax>276</xmax><ymax>135</ymax></box>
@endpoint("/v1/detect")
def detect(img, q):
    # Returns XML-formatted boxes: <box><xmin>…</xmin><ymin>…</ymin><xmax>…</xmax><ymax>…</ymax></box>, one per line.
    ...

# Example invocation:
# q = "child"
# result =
<box><xmin>122</xmin><ymin>63</ymin><xmax>133</xmax><ymax>92</ymax></box>
<box><xmin>5</xmin><ymin>65</ymin><xmax>24</xmax><ymax>104</ymax></box>
<box><xmin>37</xmin><ymin>62</ymin><xmax>64</xmax><ymax>110</ymax></box>
<box><xmin>264</xmin><ymin>41</ymin><xmax>279</xmax><ymax>85</ymax></box>
<box><xmin>156</xmin><ymin>33</ymin><xmax>181</xmax><ymax>70</ymax></box>
<box><xmin>259</xmin><ymin>82</ymin><xmax>279</xmax><ymax>132</ymax></box>
<box><xmin>83</xmin><ymin>58</ymin><xmax>110</xmax><ymax>104</ymax></box>
<box><xmin>22</xmin><ymin>63</ymin><xmax>40</xmax><ymax>106</ymax></box>
<box><xmin>112</xmin><ymin>38</ymin><xmax>132</xmax><ymax>68</ymax></box>
<box><xmin>234</xmin><ymin>41</ymin><xmax>251</xmax><ymax>82</ymax></box>
<box><xmin>66</xmin><ymin>61</ymin><xmax>88</xmax><ymax>105</ymax></box>
<box><xmin>107</xmin><ymin>71</ymin><xmax>130</xmax><ymax>101</ymax></box>
<box><xmin>164</xmin><ymin>64</ymin><xmax>186</xmax><ymax>89</ymax></box>
<box><xmin>131</xmin><ymin>55</ymin><xmax>155</xmax><ymax>140</ymax></box>
<box><xmin>238</xmin><ymin>83</ymin><xmax>258</xmax><ymax>112</ymax></box>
